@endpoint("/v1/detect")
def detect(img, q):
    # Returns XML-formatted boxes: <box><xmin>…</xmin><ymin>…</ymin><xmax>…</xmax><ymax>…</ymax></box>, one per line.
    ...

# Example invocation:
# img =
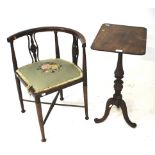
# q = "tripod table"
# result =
<box><xmin>91</xmin><ymin>23</ymin><xmax>147</xmax><ymax>128</ymax></box>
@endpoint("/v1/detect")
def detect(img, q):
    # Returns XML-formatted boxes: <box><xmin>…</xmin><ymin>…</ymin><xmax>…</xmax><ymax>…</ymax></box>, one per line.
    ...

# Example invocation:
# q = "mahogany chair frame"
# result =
<box><xmin>7</xmin><ymin>26</ymin><xmax>89</xmax><ymax>142</ymax></box>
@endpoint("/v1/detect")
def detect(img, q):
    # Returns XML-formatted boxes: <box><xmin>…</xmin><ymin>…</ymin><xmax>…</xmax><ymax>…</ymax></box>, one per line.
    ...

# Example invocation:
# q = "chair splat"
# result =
<box><xmin>27</xmin><ymin>33</ymin><xmax>39</xmax><ymax>62</ymax></box>
<box><xmin>72</xmin><ymin>35</ymin><xmax>79</xmax><ymax>65</ymax></box>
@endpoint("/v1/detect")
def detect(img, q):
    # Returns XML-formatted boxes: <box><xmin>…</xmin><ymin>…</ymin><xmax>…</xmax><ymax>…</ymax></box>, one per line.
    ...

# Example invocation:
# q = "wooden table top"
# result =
<box><xmin>91</xmin><ymin>23</ymin><xmax>147</xmax><ymax>55</ymax></box>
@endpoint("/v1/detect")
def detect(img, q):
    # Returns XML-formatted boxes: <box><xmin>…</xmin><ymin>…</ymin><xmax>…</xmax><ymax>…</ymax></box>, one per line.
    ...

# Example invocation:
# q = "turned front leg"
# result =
<box><xmin>35</xmin><ymin>97</ymin><xmax>46</xmax><ymax>142</ymax></box>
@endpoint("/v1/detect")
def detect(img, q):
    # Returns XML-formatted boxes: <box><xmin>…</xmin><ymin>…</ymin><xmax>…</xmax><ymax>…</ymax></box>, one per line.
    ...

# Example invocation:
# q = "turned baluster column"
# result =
<box><xmin>113</xmin><ymin>53</ymin><xmax>124</xmax><ymax>107</ymax></box>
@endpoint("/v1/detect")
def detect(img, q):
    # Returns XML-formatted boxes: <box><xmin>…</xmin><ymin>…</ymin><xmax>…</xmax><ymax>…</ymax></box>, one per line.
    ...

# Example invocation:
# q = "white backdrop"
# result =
<box><xmin>1</xmin><ymin>1</ymin><xmax>155</xmax><ymax>155</ymax></box>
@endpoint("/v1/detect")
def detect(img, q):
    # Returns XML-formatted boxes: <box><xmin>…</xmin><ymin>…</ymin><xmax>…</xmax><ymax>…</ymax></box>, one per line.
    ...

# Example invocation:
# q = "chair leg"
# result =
<box><xmin>60</xmin><ymin>89</ymin><xmax>64</xmax><ymax>100</ymax></box>
<box><xmin>15</xmin><ymin>77</ymin><xmax>25</xmax><ymax>113</ymax></box>
<box><xmin>83</xmin><ymin>85</ymin><xmax>89</xmax><ymax>120</ymax></box>
<box><xmin>35</xmin><ymin>97</ymin><xmax>46</xmax><ymax>142</ymax></box>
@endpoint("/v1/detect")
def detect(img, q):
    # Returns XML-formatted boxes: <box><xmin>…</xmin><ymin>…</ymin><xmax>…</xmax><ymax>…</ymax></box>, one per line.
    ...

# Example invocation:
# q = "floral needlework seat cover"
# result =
<box><xmin>16</xmin><ymin>58</ymin><xmax>83</xmax><ymax>94</ymax></box>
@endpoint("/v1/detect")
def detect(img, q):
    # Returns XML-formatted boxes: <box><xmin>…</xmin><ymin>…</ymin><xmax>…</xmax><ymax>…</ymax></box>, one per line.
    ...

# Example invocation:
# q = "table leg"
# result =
<box><xmin>94</xmin><ymin>53</ymin><xmax>137</xmax><ymax>128</ymax></box>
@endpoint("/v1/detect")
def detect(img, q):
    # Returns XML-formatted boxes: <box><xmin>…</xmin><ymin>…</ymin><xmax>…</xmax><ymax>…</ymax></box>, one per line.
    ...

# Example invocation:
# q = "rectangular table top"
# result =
<box><xmin>91</xmin><ymin>23</ymin><xmax>147</xmax><ymax>55</ymax></box>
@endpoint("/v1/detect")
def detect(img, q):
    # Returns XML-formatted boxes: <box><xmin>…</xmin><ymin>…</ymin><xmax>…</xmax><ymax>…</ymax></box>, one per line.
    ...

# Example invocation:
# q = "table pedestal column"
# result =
<box><xmin>94</xmin><ymin>53</ymin><xmax>137</xmax><ymax>128</ymax></box>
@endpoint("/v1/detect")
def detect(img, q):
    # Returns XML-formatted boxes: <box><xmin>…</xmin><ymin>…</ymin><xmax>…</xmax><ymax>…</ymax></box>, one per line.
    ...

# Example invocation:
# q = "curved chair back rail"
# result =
<box><xmin>7</xmin><ymin>26</ymin><xmax>86</xmax><ymax>46</ymax></box>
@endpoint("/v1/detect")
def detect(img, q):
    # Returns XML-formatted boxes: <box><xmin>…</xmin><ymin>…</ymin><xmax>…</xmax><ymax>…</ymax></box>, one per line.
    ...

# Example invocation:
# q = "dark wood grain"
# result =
<box><xmin>91</xmin><ymin>23</ymin><xmax>147</xmax><ymax>55</ymax></box>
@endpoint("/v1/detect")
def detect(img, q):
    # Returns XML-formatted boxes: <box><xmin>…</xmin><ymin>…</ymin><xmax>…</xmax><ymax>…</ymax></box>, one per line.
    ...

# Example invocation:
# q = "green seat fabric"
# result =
<box><xmin>16</xmin><ymin>58</ymin><xmax>83</xmax><ymax>94</ymax></box>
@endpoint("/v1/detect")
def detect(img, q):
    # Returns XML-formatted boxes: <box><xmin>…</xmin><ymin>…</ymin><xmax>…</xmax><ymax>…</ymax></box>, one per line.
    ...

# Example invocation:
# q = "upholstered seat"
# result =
<box><xmin>16</xmin><ymin>58</ymin><xmax>83</xmax><ymax>94</ymax></box>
